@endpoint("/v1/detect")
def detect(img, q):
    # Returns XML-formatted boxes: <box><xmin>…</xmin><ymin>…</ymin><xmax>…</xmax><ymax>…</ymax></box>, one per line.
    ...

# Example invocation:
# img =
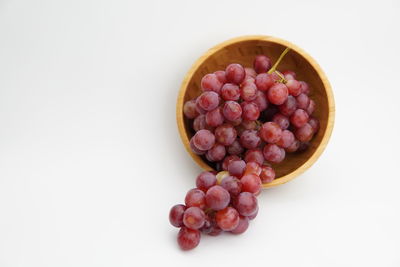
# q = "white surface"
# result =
<box><xmin>0</xmin><ymin>0</ymin><xmax>399</xmax><ymax>266</ymax></box>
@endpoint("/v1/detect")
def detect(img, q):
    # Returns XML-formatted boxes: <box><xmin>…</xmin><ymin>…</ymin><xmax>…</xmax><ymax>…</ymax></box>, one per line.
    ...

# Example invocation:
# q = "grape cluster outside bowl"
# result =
<box><xmin>176</xmin><ymin>35</ymin><xmax>335</xmax><ymax>189</ymax></box>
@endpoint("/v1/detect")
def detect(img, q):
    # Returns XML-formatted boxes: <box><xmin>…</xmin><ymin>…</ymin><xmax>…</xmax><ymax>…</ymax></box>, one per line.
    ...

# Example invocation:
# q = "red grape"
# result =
<box><xmin>205</xmin><ymin>107</ymin><xmax>224</xmax><ymax>127</ymax></box>
<box><xmin>183</xmin><ymin>99</ymin><xmax>199</xmax><ymax>119</ymax></box>
<box><xmin>306</xmin><ymin>99</ymin><xmax>316</xmax><ymax>115</ymax></box>
<box><xmin>197</xmin><ymin>91</ymin><xmax>220</xmax><ymax>111</ymax></box>
<box><xmin>196</xmin><ymin>172</ymin><xmax>217</xmax><ymax>192</ymax></box>
<box><xmin>298</xmin><ymin>142</ymin><xmax>310</xmax><ymax>152</ymax></box>
<box><xmin>230</xmin><ymin>216</ymin><xmax>249</xmax><ymax>234</ymax></box>
<box><xmin>177</xmin><ymin>227</ymin><xmax>200</xmax><ymax>250</ymax></box>
<box><xmin>226</xmin><ymin>63</ymin><xmax>245</xmax><ymax>84</ymax></box>
<box><xmin>206</xmin><ymin>143</ymin><xmax>226</xmax><ymax>162</ymax></box>
<box><xmin>279</xmin><ymin>95</ymin><xmax>297</xmax><ymax>116</ymax></box>
<box><xmin>253</xmin><ymin>55</ymin><xmax>272</xmax><ymax>73</ymax></box>
<box><xmin>241</xmin><ymin>102</ymin><xmax>260</xmax><ymax>121</ymax></box>
<box><xmin>223</xmin><ymin>101</ymin><xmax>242</xmax><ymax>121</ymax></box>
<box><xmin>267</xmin><ymin>83</ymin><xmax>289</xmax><ymax>105</ymax></box>
<box><xmin>200</xmin><ymin>214</ymin><xmax>222</xmax><ymax>236</ymax></box>
<box><xmin>296</xmin><ymin>93</ymin><xmax>310</xmax><ymax>110</ymax></box>
<box><xmin>193</xmin><ymin>114</ymin><xmax>206</xmax><ymax>132</ymax></box>
<box><xmin>183</xmin><ymin>207</ymin><xmax>205</xmax><ymax>230</ymax></box>
<box><xmin>240</xmin><ymin>82</ymin><xmax>258</xmax><ymax>101</ymax></box>
<box><xmin>195</xmin><ymin>101</ymin><xmax>206</xmax><ymax>115</ymax></box>
<box><xmin>299</xmin><ymin>81</ymin><xmax>310</xmax><ymax>95</ymax></box>
<box><xmin>190</xmin><ymin>138</ymin><xmax>206</xmax><ymax>155</ymax></box>
<box><xmin>295</xmin><ymin>123</ymin><xmax>314</xmax><ymax>142</ymax></box>
<box><xmin>244</xmin><ymin>149</ymin><xmax>264</xmax><ymax>166</ymax></box>
<box><xmin>227</xmin><ymin>139</ymin><xmax>244</xmax><ymax>155</ymax></box>
<box><xmin>221</xmin><ymin>83</ymin><xmax>240</xmax><ymax>101</ymax></box>
<box><xmin>245</xmin><ymin>67</ymin><xmax>257</xmax><ymax>78</ymax></box>
<box><xmin>241</xmin><ymin>120</ymin><xmax>257</xmax><ymax>130</ymax></box>
<box><xmin>205</xmin><ymin>185</ymin><xmax>230</xmax><ymax>211</ymax></box>
<box><xmin>220</xmin><ymin>176</ymin><xmax>242</xmax><ymax>197</ymax></box>
<box><xmin>260</xmin><ymin>122</ymin><xmax>282</xmax><ymax>143</ymax></box>
<box><xmin>308</xmin><ymin>117</ymin><xmax>320</xmax><ymax>133</ymax></box>
<box><xmin>282</xmin><ymin>70</ymin><xmax>296</xmax><ymax>80</ymax></box>
<box><xmin>216</xmin><ymin>207</ymin><xmax>240</xmax><ymax>231</ymax></box>
<box><xmin>169</xmin><ymin>204</ymin><xmax>186</xmax><ymax>228</ymax></box>
<box><xmin>290</xmin><ymin>109</ymin><xmax>309</xmax><ymax>128</ymax></box>
<box><xmin>272</xmin><ymin>113</ymin><xmax>290</xmax><ymax>130</ymax></box>
<box><xmin>201</xmin><ymin>73</ymin><xmax>223</xmax><ymax>93</ymax></box>
<box><xmin>222</xmin><ymin>155</ymin><xmax>240</xmax><ymax>170</ymax></box>
<box><xmin>247</xmin><ymin>207</ymin><xmax>258</xmax><ymax>220</ymax></box>
<box><xmin>276</xmin><ymin>130</ymin><xmax>295</xmax><ymax>148</ymax></box>
<box><xmin>241</xmin><ymin>174</ymin><xmax>262</xmax><ymax>195</ymax></box>
<box><xmin>215</xmin><ymin>124</ymin><xmax>237</xmax><ymax>146</ymax></box>
<box><xmin>235</xmin><ymin>192</ymin><xmax>258</xmax><ymax>216</ymax></box>
<box><xmin>263</xmin><ymin>144</ymin><xmax>285</xmax><ymax>163</ymax></box>
<box><xmin>285</xmin><ymin>139</ymin><xmax>300</xmax><ymax>153</ymax></box>
<box><xmin>240</xmin><ymin>130</ymin><xmax>261</xmax><ymax>149</ymax></box>
<box><xmin>214</xmin><ymin>70</ymin><xmax>227</xmax><ymax>84</ymax></box>
<box><xmin>185</xmin><ymin>188</ymin><xmax>206</xmax><ymax>209</ymax></box>
<box><xmin>260</xmin><ymin>166</ymin><xmax>275</xmax><ymax>183</ymax></box>
<box><xmin>252</xmin><ymin>90</ymin><xmax>268</xmax><ymax>111</ymax></box>
<box><xmin>255</xmin><ymin>73</ymin><xmax>274</xmax><ymax>91</ymax></box>
<box><xmin>192</xmin><ymin>129</ymin><xmax>215</xmax><ymax>150</ymax></box>
<box><xmin>227</xmin><ymin>160</ymin><xmax>246</xmax><ymax>177</ymax></box>
<box><xmin>286</xmin><ymin>79</ymin><xmax>302</xmax><ymax>96</ymax></box>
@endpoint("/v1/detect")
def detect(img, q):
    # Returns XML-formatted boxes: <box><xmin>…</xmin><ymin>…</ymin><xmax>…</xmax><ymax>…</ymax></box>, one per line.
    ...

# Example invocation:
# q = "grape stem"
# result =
<box><xmin>267</xmin><ymin>47</ymin><xmax>290</xmax><ymax>74</ymax></box>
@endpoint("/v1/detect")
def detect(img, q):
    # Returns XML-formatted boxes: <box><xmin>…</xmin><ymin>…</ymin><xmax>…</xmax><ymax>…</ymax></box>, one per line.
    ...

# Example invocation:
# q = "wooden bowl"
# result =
<box><xmin>176</xmin><ymin>35</ymin><xmax>335</xmax><ymax>189</ymax></box>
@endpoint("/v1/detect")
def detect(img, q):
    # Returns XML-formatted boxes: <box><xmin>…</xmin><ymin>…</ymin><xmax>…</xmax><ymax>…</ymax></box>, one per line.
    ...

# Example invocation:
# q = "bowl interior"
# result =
<box><xmin>180</xmin><ymin>37</ymin><xmax>331</xmax><ymax>182</ymax></box>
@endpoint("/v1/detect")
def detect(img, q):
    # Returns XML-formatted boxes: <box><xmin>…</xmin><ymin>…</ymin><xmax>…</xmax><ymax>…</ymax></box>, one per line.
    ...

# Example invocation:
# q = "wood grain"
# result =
<box><xmin>176</xmin><ymin>35</ymin><xmax>335</xmax><ymax>189</ymax></box>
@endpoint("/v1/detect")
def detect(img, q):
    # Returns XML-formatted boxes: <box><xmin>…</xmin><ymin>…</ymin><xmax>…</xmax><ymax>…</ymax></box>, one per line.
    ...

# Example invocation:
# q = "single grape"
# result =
<box><xmin>241</xmin><ymin>174</ymin><xmax>262</xmax><ymax>195</ymax></box>
<box><xmin>192</xmin><ymin>129</ymin><xmax>215</xmax><ymax>151</ymax></box>
<box><xmin>183</xmin><ymin>99</ymin><xmax>199</xmax><ymax>119</ymax></box>
<box><xmin>272</xmin><ymin>113</ymin><xmax>290</xmax><ymax>130</ymax></box>
<box><xmin>255</xmin><ymin>73</ymin><xmax>274</xmax><ymax>91</ymax></box>
<box><xmin>260</xmin><ymin>166</ymin><xmax>275</xmax><ymax>183</ymax></box>
<box><xmin>227</xmin><ymin>139</ymin><xmax>244</xmax><ymax>155</ymax></box>
<box><xmin>221</xmin><ymin>83</ymin><xmax>240</xmax><ymax>101</ymax></box>
<box><xmin>225</xmin><ymin>63</ymin><xmax>245</xmax><ymax>84</ymax></box>
<box><xmin>169</xmin><ymin>204</ymin><xmax>186</xmax><ymax>227</ymax></box>
<box><xmin>244</xmin><ymin>161</ymin><xmax>262</xmax><ymax>176</ymax></box>
<box><xmin>197</xmin><ymin>91</ymin><xmax>220</xmax><ymax>111</ymax></box>
<box><xmin>201</xmin><ymin>73</ymin><xmax>223</xmax><ymax>93</ymax></box>
<box><xmin>286</xmin><ymin>79</ymin><xmax>302</xmax><ymax>96</ymax></box>
<box><xmin>222</xmin><ymin>155</ymin><xmax>240</xmax><ymax>170</ymax></box>
<box><xmin>220</xmin><ymin>175</ymin><xmax>242</xmax><ymax>197</ymax></box>
<box><xmin>185</xmin><ymin>188</ymin><xmax>206</xmax><ymax>209</ymax></box>
<box><xmin>241</xmin><ymin>120</ymin><xmax>258</xmax><ymax>130</ymax></box>
<box><xmin>195</xmin><ymin>100</ymin><xmax>206</xmax><ymax>115</ymax></box>
<box><xmin>230</xmin><ymin>216</ymin><xmax>249</xmax><ymax>235</ymax></box>
<box><xmin>206</xmin><ymin>143</ymin><xmax>226</xmax><ymax>162</ymax></box>
<box><xmin>308</xmin><ymin>117</ymin><xmax>320</xmax><ymax>133</ymax></box>
<box><xmin>253</xmin><ymin>55</ymin><xmax>272</xmax><ymax>73</ymax></box>
<box><xmin>247</xmin><ymin>207</ymin><xmax>258</xmax><ymax>220</ymax></box>
<box><xmin>252</xmin><ymin>90</ymin><xmax>268</xmax><ymax>111</ymax></box>
<box><xmin>306</xmin><ymin>99</ymin><xmax>316</xmax><ymax>115</ymax></box>
<box><xmin>279</xmin><ymin>95</ymin><xmax>297</xmax><ymax>116</ymax></box>
<box><xmin>295</xmin><ymin>123</ymin><xmax>314</xmax><ymax>142</ymax></box>
<box><xmin>183</xmin><ymin>207</ymin><xmax>205</xmax><ymax>230</ymax></box>
<box><xmin>177</xmin><ymin>227</ymin><xmax>201</xmax><ymax>251</ymax></box>
<box><xmin>205</xmin><ymin>107</ymin><xmax>224</xmax><ymax>127</ymax></box>
<box><xmin>216</xmin><ymin>207</ymin><xmax>240</xmax><ymax>231</ymax></box>
<box><xmin>282</xmin><ymin>70</ymin><xmax>296</xmax><ymax>80</ymax></box>
<box><xmin>193</xmin><ymin>114</ymin><xmax>206</xmax><ymax>132</ymax></box>
<box><xmin>260</xmin><ymin>122</ymin><xmax>282</xmax><ymax>143</ymax></box>
<box><xmin>215</xmin><ymin>124</ymin><xmax>237</xmax><ymax>146</ymax></box>
<box><xmin>205</xmin><ymin>185</ymin><xmax>230</xmax><ymax>211</ymax></box>
<box><xmin>290</xmin><ymin>109</ymin><xmax>309</xmax><ymax>128</ymax></box>
<box><xmin>298</xmin><ymin>142</ymin><xmax>310</xmax><ymax>152</ymax></box>
<box><xmin>227</xmin><ymin>160</ymin><xmax>246</xmax><ymax>177</ymax></box>
<box><xmin>241</xmin><ymin>102</ymin><xmax>260</xmax><ymax>121</ymax></box>
<box><xmin>240</xmin><ymin>130</ymin><xmax>261</xmax><ymax>149</ymax></box>
<box><xmin>190</xmin><ymin>138</ymin><xmax>206</xmax><ymax>155</ymax></box>
<box><xmin>296</xmin><ymin>93</ymin><xmax>310</xmax><ymax>110</ymax></box>
<box><xmin>244</xmin><ymin>149</ymin><xmax>264</xmax><ymax>166</ymax></box>
<box><xmin>235</xmin><ymin>192</ymin><xmax>258</xmax><ymax>216</ymax></box>
<box><xmin>263</xmin><ymin>144</ymin><xmax>285</xmax><ymax>163</ymax></box>
<box><xmin>196</xmin><ymin>171</ymin><xmax>217</xmax><ymax>192</ymax></box>
<box><xmin>276</xmin><ymin>130</ymin><xmax>295</xmax><ymax>148</ymax></box>
<box><xmin>245</xmin><ymin>67</ymin><xmax>257</xmax><ymax>78</ymax></box>
<box><xmin>214</xmin><ymin>70</ymin><xmax>227</xmax><ymax>84</ymax></box>
<box><xmin>240</xmin><ymin>82</ymin><xmax>258</xmax><ymax>101</ymax></box>
<box><xmin>223</xmin><ymin>101</ymin><xmax>242</xmax><ymax>121</ymax></box>
<box><xmin>285</xmin><ymin>139</ymin><xmax>300</xmax><ymax>153</ymax></box>
<box><xmin>299</xmin><ymin>81</ymin><xmax>310</xmax><ymax>95</ymax></box>
<box><xmin>267</xmin><ymin>83</ymin><xmax>289</xmax><ymax>105</ymax></box>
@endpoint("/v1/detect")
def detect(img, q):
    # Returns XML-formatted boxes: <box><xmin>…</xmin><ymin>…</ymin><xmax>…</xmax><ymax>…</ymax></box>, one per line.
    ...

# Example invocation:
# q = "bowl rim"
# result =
<box><xmin>176</xmin><ymin>35</ymin><xmax>335</xmax><ymax>189</ymax></box>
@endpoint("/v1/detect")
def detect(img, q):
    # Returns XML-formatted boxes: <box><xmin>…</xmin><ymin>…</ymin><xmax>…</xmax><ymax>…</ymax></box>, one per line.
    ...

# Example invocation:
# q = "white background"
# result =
<box><xmin>0</xmin><ymin>0</ymin><xmax>399</xmax><ymax>266</ymax></box>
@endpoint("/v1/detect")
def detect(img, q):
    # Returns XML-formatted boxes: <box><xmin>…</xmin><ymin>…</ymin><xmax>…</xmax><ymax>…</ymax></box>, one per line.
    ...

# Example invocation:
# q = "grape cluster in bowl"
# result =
<box><xmin>170</xmin><ymin>49</ymin><xmax>320</xmax><ymax>250</ymax></box>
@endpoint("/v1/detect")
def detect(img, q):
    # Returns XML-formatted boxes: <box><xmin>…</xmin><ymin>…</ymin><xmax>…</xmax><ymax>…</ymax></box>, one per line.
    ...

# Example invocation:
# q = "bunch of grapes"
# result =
<box><xmin>170</xmin><ymin>48</ymin><xmax>320</xmax><ymax>250</ymax></box>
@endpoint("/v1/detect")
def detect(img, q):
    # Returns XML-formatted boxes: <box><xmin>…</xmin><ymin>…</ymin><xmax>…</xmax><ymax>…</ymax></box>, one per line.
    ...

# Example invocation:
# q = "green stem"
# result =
<box><xmin>267</xmin><ymin>47</ymin><xmax>290</xmax><ymax>74</ymax></box>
